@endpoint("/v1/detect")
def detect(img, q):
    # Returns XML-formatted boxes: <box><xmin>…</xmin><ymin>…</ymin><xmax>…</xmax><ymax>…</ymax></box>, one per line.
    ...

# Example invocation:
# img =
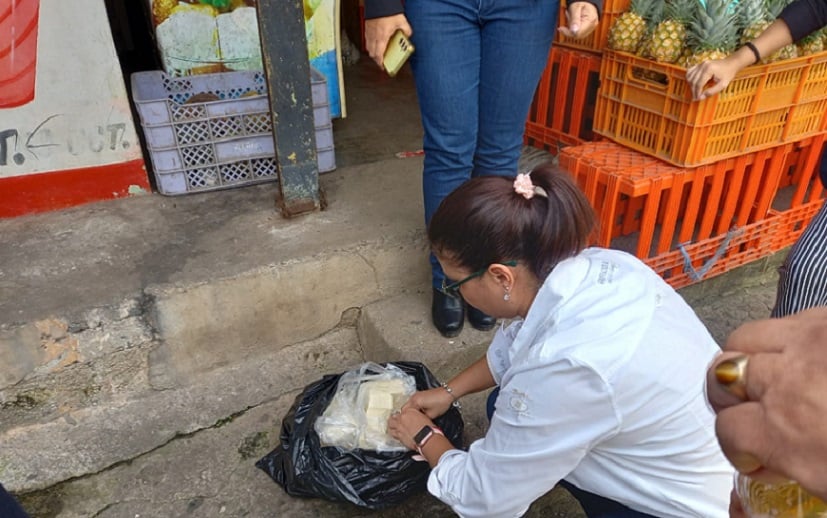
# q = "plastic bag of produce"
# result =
<box><xmin>255</xmin><ymin>361</ymin><xmax>464</xmax><ymax>509</ymax></box>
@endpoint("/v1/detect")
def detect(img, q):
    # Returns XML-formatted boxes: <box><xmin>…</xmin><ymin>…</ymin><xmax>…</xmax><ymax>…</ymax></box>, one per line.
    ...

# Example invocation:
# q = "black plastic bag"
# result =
<box><xmin>256</xmin><ymin>361</ymin><xmax>464</xmax><ymax>510</ymax></box>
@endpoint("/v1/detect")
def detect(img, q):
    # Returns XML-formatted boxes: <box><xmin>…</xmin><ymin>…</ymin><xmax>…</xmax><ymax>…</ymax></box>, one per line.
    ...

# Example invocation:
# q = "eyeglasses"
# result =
<box><xmin>440</xmin><ymin>260</ymin><xmax>518</xmax><ymax>298</ymax></box>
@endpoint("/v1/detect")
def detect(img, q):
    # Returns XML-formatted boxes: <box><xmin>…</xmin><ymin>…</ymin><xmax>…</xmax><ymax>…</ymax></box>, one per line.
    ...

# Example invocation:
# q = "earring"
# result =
<box><xmin>503</xmin><ymin>287</ymin><xmax>511</xmax><ymax>301</ymax></box>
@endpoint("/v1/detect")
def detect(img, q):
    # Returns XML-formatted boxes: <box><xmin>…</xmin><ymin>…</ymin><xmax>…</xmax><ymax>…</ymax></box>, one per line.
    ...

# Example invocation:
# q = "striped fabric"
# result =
<box><xmin>772</xmin><ymin>150</ymin><xmax>827</xmax><ymax>318</ymax></box>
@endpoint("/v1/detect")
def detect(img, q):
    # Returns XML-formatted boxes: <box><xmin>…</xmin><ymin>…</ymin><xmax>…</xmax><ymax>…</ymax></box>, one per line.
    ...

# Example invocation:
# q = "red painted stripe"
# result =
<box><xmin>0</xmin><ymin>14</ymin><xmax>38</xmax><ymax>60</ymax></box>
<box><xmin>0</xmin><ymin>57</ymin><xmax>35</xmax><ymax>86</ymax></box>
<box><xmin>0</xmin><ymin>158</ymin><xmax>150</xmax><ymax>218</ymax></box>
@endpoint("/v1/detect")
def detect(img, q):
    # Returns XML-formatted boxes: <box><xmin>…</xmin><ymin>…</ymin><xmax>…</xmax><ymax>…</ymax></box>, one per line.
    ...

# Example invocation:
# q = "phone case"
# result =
<box><xmin>383</xmin><ymin>30</ymin><xmax>414</xmax><ymax>77</ymax></box>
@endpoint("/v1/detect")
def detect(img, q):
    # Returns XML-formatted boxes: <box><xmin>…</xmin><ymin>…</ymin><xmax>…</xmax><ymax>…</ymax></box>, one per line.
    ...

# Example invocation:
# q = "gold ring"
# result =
<box><xmin>714</xmin><ymin>355</ymin><xmax>749</xmax><ymax>401</ymax></box>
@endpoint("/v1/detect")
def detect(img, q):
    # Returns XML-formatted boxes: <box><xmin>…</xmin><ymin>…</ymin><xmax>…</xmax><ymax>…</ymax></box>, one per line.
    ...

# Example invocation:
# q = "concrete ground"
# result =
<box><xmin>1</xmin><ymin>58</ymin><xmax>786</xmax><ymax>517</ymax></box>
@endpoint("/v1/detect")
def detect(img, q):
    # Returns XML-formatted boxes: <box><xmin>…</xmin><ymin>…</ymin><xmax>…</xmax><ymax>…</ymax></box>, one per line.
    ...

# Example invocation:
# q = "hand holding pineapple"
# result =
<box><xmin>558</xmin><ymin>1</ymin><xmax>600</xmax><ymax>40</ymax></box>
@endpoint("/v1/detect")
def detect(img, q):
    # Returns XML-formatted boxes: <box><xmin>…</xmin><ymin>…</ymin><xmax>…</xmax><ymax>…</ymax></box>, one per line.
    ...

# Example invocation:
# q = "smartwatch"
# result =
<box><xmin>413</xmin><ymin>424</ymin><xmax>444</xmax><ymax>455</ymax></box>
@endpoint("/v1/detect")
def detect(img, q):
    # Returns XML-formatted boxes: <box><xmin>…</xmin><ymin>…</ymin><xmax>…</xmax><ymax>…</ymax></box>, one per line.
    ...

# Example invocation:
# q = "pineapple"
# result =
<box><xmin>798</xmin><ymin>30</ymin><xmax>826</xmax><ymax>56</ymax></box>
<box><xmin>636</xmin><ymin>1</ymin><xmax>665</xmax><ymax>59</ymax></box>
<box><xmin>645</xmin><ymin>0</ymin><xmax>695</xmax><ymax>64</ymax></box>
<box><xmin>764</xmin><ymin>0</ymin><xmax>800</xmax><ymax>61</ymax></box>
<box><xmin>737</xmin><ymin>0</ymin><xmax>772</xmax><ymax>45</ymax></box>
<box><xmin>684</xmin><ymin>0</ymin><xmax>739</xmax><ymax>67</ymax></box>
<box><xmin>608</xmin><ymin>0</ymin><xmax>662</xmax><ymax>53</ymax></box>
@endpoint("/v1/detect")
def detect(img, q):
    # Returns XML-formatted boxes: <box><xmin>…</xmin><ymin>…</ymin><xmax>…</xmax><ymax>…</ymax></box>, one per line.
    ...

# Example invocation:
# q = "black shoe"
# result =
<box><xmin>432</xmin><ymin>288</ymin><xmax>464</xmax><ymax>338</ymax></box>
<box><xmin>467</xmin><ymin>304</ymin><xmax>496</xmax><ymax>331</ymax></box>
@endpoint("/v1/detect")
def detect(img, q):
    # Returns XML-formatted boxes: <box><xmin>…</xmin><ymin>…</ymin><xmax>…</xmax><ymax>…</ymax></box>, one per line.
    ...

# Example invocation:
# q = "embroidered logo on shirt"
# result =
<box><xmin>597</xmin><ymin>261</ymin><xmax>618</xmax><ymax>284</ymax></box>
<box><xmin>507</xmin><ymin>389</ymin><xmax>530</xmax><ymax>415</ymax></box>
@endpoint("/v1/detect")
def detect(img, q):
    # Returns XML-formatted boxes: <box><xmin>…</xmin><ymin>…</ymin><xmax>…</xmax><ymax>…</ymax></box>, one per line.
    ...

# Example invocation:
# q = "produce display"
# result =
<box><xmin>607</xmin><ymin>0</ymin><xmax>827</xmax><ymax>67</ymax></box>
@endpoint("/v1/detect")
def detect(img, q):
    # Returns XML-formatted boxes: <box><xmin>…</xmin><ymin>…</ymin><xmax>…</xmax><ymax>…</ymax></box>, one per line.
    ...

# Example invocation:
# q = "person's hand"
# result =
<box><xmin>364</xmin><ymin>15</ymin><xmax>412</xmax><ymax>69</ymax></box>
<box><xmin>558</xmin><ymin>1</ymin><xmax>599</xmax><ymax>40</ymax></box>
<box><xmin>686</xmin><ymin>57</ymin><xmax>739</xmax><ymax>101</ymax></box>
<box><xmin>402</xmin><ymin>387</ymin><xmax>454</xmax><ymax>420</ymax></box>
<box><xmin>387</xmin><ymin>407</ymin><xmax>434</xmax><ymax>451</ymax></box>
<box><xmin>706</xmin><ymin>307</ymin><xmax>827</xmax><ymax>500</ymax></box>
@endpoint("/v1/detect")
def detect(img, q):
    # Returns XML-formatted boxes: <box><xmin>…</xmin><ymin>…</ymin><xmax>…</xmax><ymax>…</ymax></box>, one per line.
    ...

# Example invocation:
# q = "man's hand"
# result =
<box><xmin>558</xmin><ymin>1</ymin><xmax>599</xmax><ymax>40</ymax></box>
<box><xmin>364</xmin><ymin>15</ymin><xmax>412</xmax><ymax>69</ymax></box>
<box><xmin>706</xmin><ymin>307</ymin><xmax>827</xmax><ymax>500</ymax></box>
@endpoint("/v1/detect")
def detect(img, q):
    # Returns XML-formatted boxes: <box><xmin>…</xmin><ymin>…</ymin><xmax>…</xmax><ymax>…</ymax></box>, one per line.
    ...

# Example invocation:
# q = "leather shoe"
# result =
<box><xmin>432</xmin><ymin>288</ymin><xmax>464</xmax><ymax>338</ymax></box>
<box><xmin>467</xmin><ymin>304</ymin><xmax>496</xmax><ymax>331</ymax></box>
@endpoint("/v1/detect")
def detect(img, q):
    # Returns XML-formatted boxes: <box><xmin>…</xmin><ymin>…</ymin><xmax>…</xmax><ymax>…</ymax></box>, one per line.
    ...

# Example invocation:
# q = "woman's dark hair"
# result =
<box><xmin>428</xmin><ymin>162</ymin><xmax>596</xmax><ymax>282</ymax></box>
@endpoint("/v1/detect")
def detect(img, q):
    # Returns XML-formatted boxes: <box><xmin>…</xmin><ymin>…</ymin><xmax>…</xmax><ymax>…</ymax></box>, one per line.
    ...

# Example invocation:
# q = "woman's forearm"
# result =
<box><xmin>446</xmin><ymin>355</ymin><xmax>497</xmax><ymax>398</ymax></box>
<box><xmin>749</xmin><ymin>18</ymin><xmax>794</xmax><ymax>61</ymax></box>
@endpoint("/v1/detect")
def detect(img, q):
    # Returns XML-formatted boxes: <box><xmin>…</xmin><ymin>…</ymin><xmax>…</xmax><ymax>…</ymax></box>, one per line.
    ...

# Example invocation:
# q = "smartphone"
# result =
<box><xmin>383</xmin><ymin>29</ymin><xmax>414</xmax><ymax>77</ymax></box>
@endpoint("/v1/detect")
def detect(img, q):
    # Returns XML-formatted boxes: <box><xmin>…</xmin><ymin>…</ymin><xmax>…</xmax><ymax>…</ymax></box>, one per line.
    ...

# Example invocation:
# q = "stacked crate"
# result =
<box><xmin>525</xmin><ymin>4</ymin><xmax>827</xmax><ymax>289</ymax></box>
<box><xmin>524</xmin><ymin>0</ymin><xmax>629</xmax><ymax>154</ymax></box>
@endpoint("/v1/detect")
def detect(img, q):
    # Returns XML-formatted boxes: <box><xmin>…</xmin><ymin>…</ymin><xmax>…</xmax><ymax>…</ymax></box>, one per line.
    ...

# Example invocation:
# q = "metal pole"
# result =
<box><xmin>256</xmin><ymin>0</ymin><xmax>321</xmax><ymax>217</ymax></box>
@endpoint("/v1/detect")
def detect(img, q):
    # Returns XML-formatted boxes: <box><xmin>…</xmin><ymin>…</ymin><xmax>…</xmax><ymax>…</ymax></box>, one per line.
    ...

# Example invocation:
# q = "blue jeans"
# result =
<box><xmin>0</xmin><ymin>483</ymin><xmax>28</xmax><ymax>518</ymax></box>
<box><xmin>404</xmin><ymin>0</ymin><xmax>559</xmax><ymax>288</ymax></box>
<box><xmin>486</xmin><ymin>389</ymin><xmax>656</xmax><ymax>518</ymax></box>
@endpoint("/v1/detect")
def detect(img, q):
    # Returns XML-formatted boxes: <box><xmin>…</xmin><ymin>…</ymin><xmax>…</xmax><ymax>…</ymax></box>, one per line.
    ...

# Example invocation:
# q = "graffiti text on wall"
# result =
<box><xmin>0</xmin><ymin>115</ymin><xmax>131</xmax><ymax>168</ymax></box>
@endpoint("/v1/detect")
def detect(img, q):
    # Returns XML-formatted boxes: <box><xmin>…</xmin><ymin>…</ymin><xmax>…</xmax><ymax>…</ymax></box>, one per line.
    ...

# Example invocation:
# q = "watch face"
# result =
<box><xmin>414</xmin><ymin>425</ymin><xmax>432</xmax><ymax>446</ymax></box>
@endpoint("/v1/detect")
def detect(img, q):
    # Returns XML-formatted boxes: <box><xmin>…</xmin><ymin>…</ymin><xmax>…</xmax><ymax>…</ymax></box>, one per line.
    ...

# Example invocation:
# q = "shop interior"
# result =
<box><xmin>101</xmin><ymin>0</ymin><xmax>425</xmax><ymax>183</ymax></box>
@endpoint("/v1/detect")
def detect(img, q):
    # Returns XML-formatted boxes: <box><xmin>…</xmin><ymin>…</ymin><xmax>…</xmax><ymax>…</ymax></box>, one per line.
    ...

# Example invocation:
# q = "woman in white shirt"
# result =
<box><xmin>387</xmin><ymin>163</ymin><xmax>733</xmax><ymax>517</ymax></box>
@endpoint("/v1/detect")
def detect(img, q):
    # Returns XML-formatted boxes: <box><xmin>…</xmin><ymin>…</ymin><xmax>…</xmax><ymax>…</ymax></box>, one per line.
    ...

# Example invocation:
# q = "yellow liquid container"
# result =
<box><xmin>736</xmin><ymin>474</ymin><xmax>827</xmax><ymax>518</ymax></box>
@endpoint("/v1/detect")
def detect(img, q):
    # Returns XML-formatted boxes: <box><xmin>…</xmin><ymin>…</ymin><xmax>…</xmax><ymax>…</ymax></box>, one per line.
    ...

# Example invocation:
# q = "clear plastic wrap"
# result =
<box><xmin>256</xmin><ymin>361</ymin><xmax>465</xmax><ymax>509</ymax></box>
<box><xmin>315</xmin><ymin>362</ymin><xmax>416</xmax><ymax>452</ymax></box>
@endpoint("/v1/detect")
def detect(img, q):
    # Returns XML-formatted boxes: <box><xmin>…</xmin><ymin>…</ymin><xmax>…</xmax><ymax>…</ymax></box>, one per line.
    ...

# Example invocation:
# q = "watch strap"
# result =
<box><xmin>414</xmin><ymin>425</ymin><xmax>444</xmax><ymax>455</ymax></box>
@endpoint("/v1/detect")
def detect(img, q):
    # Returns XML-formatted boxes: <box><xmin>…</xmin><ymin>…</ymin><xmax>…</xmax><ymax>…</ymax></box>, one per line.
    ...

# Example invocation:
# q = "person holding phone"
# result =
<box><xmin>363</xmin><ymin>0</ymin><xmax>601</xmax><ymax>338</ymax></box>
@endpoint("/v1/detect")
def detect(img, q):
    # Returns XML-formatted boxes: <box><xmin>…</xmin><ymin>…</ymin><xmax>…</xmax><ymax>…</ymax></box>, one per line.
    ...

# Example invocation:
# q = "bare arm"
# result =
<box><xmin>388</xmin><ymin>355</ymin><xmax>497</xmax><ymax>468</ymax></box>
<box><xmin>686</xmin><ymin>18</ymin><xmax>794</xmax><ymax>100</ymax></box>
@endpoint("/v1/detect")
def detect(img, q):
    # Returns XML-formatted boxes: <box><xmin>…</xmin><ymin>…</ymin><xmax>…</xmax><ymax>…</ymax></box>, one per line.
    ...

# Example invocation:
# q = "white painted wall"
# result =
<box><xmin>0</xmin><ymin>0</ymin><xmax>142</xmax><ymax>178</ymax></box>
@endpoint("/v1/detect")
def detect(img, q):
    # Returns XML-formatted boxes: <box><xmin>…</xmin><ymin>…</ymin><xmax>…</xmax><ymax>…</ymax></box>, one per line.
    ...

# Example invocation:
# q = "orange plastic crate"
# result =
<box><xmin>524</xmin><ymin>47</ymin><xmax>602</xmax><ymax>155</ymax></box>
<box><xmin>559</xmin><ymin>140</ymin><xmax>812</xmax><ymax>288</ymax></box>
<box><xmin>768</xmin><ymin>200</ymin><xmax>825</xmax><ymax>252</ymax></box>
<box><xmin>644</xmin><ymin>215</ymin><xmax>779</xmax><ymax>290</ymax></box>
<box><xmin>554</xmin><ymin>0</ymin><xmax>629</xmax><ymax>54</ymax></box>
<box><xmin>594</xmin><ymin>50</ymin><xmax>827</xmax><ymax>167</ymax></box>
<box><xmin>772</xmin><ymin>134</ymin><xmax>826</xmax><ymax>212</ymax></box>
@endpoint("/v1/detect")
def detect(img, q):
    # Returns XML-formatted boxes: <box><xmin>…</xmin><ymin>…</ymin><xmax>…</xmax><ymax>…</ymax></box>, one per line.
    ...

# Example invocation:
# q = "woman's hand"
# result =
<box><xmin>402</xmin><ymin>387</ymin><xmax>455</xmax><ymax>419</ymax></box>
<box><xmin>686</xmin><ymin>56</ymin><xmax>740</xmax><ymax>101</ymax></box>
<box><xmin>559</xmin><ymin>1</ymin><xmax>599</xmax><ymax>40</ymax></box>
<box><xmin>364</xmin><ymin>15</ymin><xmax>412</xmax><ymax>69</ymax></box>
<box><xmin>387</xmin><ymin>407</ymin><xmax>434</xmax><ymax>450</ymax></box>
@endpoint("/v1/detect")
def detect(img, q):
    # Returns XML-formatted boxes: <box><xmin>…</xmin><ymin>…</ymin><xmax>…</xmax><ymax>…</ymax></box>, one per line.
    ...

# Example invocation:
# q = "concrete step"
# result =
<box><xmin>1</xmin><ymin>142</ymin><xmax>788</xmax><ymax>513</ymax></box>
<box><xmin>14</xmin><ymin>291</ymin><xmax>586</xmax><ymax>518</ymax></box>
<box><xmin>0</xmin><ymin>156</ymin><xmax>431</xmax><ymax>494</ymax></box>
<box><xmin>0</xmin><ymin>148</ymin><xmax>560</xmax><ymax>496</ymax></box>
<box><xmin>12</xmin><ymin>266</ymin><xmax>783</xmax><ymax>516</ymax></box>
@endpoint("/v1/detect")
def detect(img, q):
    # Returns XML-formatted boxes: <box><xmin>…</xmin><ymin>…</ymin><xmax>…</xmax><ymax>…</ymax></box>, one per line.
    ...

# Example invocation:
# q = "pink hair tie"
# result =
<box><xmin>513</xmin><ymin>172</ymin><xmax>547</xmax><ymax>200</ymax></box>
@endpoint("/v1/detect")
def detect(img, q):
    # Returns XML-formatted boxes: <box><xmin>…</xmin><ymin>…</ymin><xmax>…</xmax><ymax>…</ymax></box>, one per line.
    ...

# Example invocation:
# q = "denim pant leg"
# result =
<box><xmin>0</xmin><ymin>483</ymin><xmax>28</xmax><ymax>518</ymax></box>
<box><xmin>475</xmin><ymin>0</ymin><xmax>558</xmax><ymax>178</ymax></box>
<box><xmin>405</xmin><ymin>0</ymin><xmax>558</xmax><ymax>288</ymax></box>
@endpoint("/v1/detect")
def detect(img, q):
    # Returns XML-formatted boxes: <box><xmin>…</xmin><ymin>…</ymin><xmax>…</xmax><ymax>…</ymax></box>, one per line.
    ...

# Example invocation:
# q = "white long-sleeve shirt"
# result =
<box><xmin>428</xmin><ymin>248</ymin><xmax>733</xmax><ymax>517</ymax></box>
